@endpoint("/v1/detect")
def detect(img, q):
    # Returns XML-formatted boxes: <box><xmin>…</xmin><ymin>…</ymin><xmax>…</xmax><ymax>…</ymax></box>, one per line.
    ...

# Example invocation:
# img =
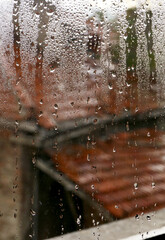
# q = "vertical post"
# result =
<box><xmin>145</xmin><ymin>10</ymin><xmax>156</xmax><ymax>85</ymax></box>
<box><xmin>125</xmin><ymin>8</ymin><xmax>138</xmax><ymax>111</ymax></box>
<box><xmin>19</xmin><ymin>145</ymin><xmax>38</xmax><ymax>240</ymax></box>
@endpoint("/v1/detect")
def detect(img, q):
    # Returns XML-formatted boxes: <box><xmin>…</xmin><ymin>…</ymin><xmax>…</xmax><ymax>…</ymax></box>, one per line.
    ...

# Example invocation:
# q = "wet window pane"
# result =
<box><xmin>0</xmin><ymin>0</ymin><xmax>165</xmax><ymax>239</ymax></box>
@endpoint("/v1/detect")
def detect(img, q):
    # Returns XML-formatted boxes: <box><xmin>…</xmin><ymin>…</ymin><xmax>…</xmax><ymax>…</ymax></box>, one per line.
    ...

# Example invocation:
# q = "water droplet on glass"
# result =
<box><xmin>15</xmin><ymin>120</ymin><xmax>19</xmax><ymax>126</ymax></box>
<box><xmin>119</xmin><ymin>89</ymin><xmax>123</xmax><ymax>94</ymax></box>
<box><xmin>112</xmin><ymin>73</ymin><xmax>116</xmax><ymax>78</ymax></box>
<box><xmin>54</xmin><ymin>104</ymin><xmax>58</xmax><ymax>110</ymax></box>
<box><xmin>147</xmin><ymin>132</ymin><xmax>151</xmax><ymax>137</ymax></box>
<box><xmin>87</xmin><ymin>136</ymin><xmax>91</xmax><ymax>141</ymax></box>
<box><xmin>126</xmin><ymin>82</ymin><xmax>131</xmax><ymax>87</ymax></box>
<box><xmin>30</xmin><ymin>209</ymin><xmax>36</xmax><ymax>216</ymax></box>
<box><xmin>40</xmin><ymin>99</ymin><xmax>43</xmax><ymax>105</ymax></box>
<box><xmin>50</xmin><ymin>67</ymin><xmax>55</xmax><ymax>73</ymax></box>
<box><xmin>77</xmin><ymin>218</ymin><xmax>81</xmax><ymax>225</ymax></box>
<box><xmin>152</xmin><ymin>182</ymin><xmax>155</xmax><ymax>188</ymax></box>
<box><xmin>91</xmin><ymin>185</ymin><xmax>95</xmax><ymax>190</ymax></box>
<box><xmin>135</xmin><ymin>107</ymin><xmax>139</xmax><ymax>113</ymax></box>
<box><xmin>146</xmin><ymin>215</ymin><xmax>151</xmax><ymax>221</ymax></box>
<box><xmin>93</xmin><ymin>118</ymin><xmax>98</xmax><ymax>124</ymax></box>
<box><xmin>75</xmin><ymin>185</ymin><xmax>79</xmax><ymax>190</ymax></box>
<box><xmin>135</xmin><ymin>214</ymin><xmax>139</xmax><ymax>220</ymax></box>
<box><xmin>108</xmin><ymin>83</ymin><xmax>113</xmax><ymax>90</ymax></box>
<box><xmin>39</xmin><ymin>111</ymin><xmax>43</xmax><ymax>117</ymax></box>
<box><xmin>126</xmin><ymin>122</ymin><xmax>129</xmax><ymax>131</ymax></box>
<box><xmin>87</xmin><ymin>154</ymin><xmax>90</xmax><ymax>161</ymax></box>
<box><xmin>32</xmin><ymin>157</ymin><xmax>36</xmax><ymax>164</ymax></box>
<box><xmin>37</xmin><ymin>54</ymin><xmax>42</xmax><ymax>60</ymax></box>
<box><xmin>134</xmin><ymin>183</ymin><xmax>138</xmax><ymax>190</ymax></box>
<box><xmin>112</xmin><ymin>162</ymin><xmax>115</xmax><ymax>168</ymax></box>
<box><xmin>92</xmin><ymin>141</ymin><xmax>96</xmax><ymax>146</ymax></box>
<box><xmin>46</xmin><ymin>10</ymin><xmax>54</xmax><ymax>16</ymax></box>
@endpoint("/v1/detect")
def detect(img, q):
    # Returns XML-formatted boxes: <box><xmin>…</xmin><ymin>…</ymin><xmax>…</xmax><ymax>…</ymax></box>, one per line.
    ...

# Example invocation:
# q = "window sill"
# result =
<box><xmin>46</xmin><ymin>208</ymin><xmax>165</xmax><ymax>240</ymax></box>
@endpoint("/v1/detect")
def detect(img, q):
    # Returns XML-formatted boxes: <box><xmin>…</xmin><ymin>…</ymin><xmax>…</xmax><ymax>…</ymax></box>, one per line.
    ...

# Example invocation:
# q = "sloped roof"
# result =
<box><xmin>49</xmin><ymin>128</ymin><xmax>165</xmax><ymax>219</ymax></box>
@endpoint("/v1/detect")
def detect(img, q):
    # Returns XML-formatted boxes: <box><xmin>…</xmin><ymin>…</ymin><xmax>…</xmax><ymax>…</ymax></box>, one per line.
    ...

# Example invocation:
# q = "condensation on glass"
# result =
<box><xmin>0</xmin><ymin>0</ymin><xmax>165</xmax><ymax>240</ymax></box>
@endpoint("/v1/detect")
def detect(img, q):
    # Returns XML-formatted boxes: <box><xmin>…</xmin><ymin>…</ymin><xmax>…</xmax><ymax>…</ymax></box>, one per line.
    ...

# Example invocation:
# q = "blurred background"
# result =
<box><xmin>0</xmin><ymin>0</ymin><xmax>165</xmax><ymax>239</ymax></box>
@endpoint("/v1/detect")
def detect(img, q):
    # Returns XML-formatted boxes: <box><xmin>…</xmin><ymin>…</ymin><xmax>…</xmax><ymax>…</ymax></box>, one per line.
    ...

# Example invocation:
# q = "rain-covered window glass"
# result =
<box><xmin>0</xmin><ymin>0</ymin><xmax>165</xmax><ymax>239</ymax></box>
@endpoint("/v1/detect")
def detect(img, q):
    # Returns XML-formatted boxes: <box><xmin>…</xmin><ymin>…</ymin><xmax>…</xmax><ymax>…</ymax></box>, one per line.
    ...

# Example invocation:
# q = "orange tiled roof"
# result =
<box><xmin>49</xmin><ymin>128</ymin><xmax>165</xmax><ymax>219</ymax></box>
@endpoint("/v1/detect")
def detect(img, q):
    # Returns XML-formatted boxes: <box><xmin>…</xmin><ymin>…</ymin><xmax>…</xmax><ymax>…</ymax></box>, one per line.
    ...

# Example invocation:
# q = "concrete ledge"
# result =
<box><xmin>46</xmin><ymin>208</ymin><xmax>165</xmax><ymax>240</ymax></box>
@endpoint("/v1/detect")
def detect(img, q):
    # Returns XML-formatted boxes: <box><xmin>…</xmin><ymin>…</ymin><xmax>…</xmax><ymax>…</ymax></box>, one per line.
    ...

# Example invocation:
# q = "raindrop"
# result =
<box><xmin>119</xmin><ymin>89</ymin><xmax>123</xmax><ymax>94</ymax></box>
<box><xmin>146</xmin><ymin>216</ymin><xmax>151</xmax><ymax>221</ymax></box>
<box><xmin>40</xmin><ymin>99</ymin><xmax>43</xmax><ymax>105</ymax></box>
<box><xmin>93</xmin><ymin>118</ymin><xmax>98</xmax><ymax>124</ymax></box>
<box><xmin>54</xmin><ymin>104</ymin><xmax>58</xmax><ymax>110</ymax></box>
<box><xmin>77</xmin><ymin>216</ymin><xmax>81</xmax><ymax>225</ymax></box>
<box><xmin>87</xmin><ymin>136</ymin><xmax>91</xmax><ymax>141</ymax></box>
<box><xmin>113</xmin><ymin>147</ymin><xmax>116</xmax><ymax>153</ymax></box>
<box><xmin>75</xmin><ymin>185</ymin><xmax>79</xmax><ymax>190</ymax></box>
<box><xmin>87</xmin><ymin>97</ymin><xmax>90</xmax><ymax>103</ymax></box>
<box><xmin>135</xmin><ymin>107</ymin><xmax>139</xmax><ymax>113</ymax></box>
<box><xmin>46</xmin><ymin>11</ymin><xmax>54</xmax><ymax>17</ymax></box>
<box><xmin>37</xmin><ymin>54</ymin><xmax>42</xmax><ymax>60</ymax></box>
<box><xmin>15</xmin><ymin>120</ymin><xmax>19</xmax><ymax>126</ymax></box>
<box><xmin>108</xmin><ymin>83</ymin><xmax>113</xmax><ymax>90</ymax></box>
<box><xmin>135</xmin><ymin>214</ymin><xmax>139</xmax><ymax>220</ymax></box>
<box><xmin>134</xmin><ymin>183</ymin><xmax>138</xmax><ymax>190</ymax></box>
<box><xmin>112</xmin><ymin>162</ymin><xmax>115</xmax><ymax>168</ymax></box>
<box><xmin>112</xmin><ymin>73</ymin><xmax>116</xmax><ymax>78</ymax></box>
<box><xmin>92</xmin><ymin>141</ymin><xmax>96</xmax><ymax>146</ymax></box>
<box><xmin>126</xmin><ymin>122</ymin><xmax>129</xmax><ymax>131</ymax></box>
<box><xmin>39</xmin><ymin>111</ymin><xmax>43</xmax><ymax>117</ymax></box>
<box><xmin>147</xmin><ymin>132</ymin><xmax>151</xmax><ymax>137</ymax></box>
<box><xmin>50</xmin><ymin>67</ymin><xmax>55</xmax><ymax>73</ymax></box>
<box><xmin>32</xmin><ymin>157</ymin><xmax>36</xmax><ymax>164</ymax></box>
<box><xmin>152</xmin><ymin>182</ymin><xmax>155</xmax><ymax>188</ymax></box>
<box><xmin>30</xmin><ymin>209</ymin><xmax>36</xmax><ymax>216</ymax></box>
<box><xmin>91</xmin><ymin>185</ymin><xmax>95</xmax><ymax>190</ymax></box>
<box><xmin>59</xmin><ymin>202</ymin><xmax>63</xmax><ymax>207</ymax></box>
<box><xmin>61</xmin><ymin>225</ymin><xmax>64</xmax><ymax>232</ymax></box>
<box><xmin>87</xmin><ymin>154</ymin><xmax>90</xmax><ymax>161</ymax></box>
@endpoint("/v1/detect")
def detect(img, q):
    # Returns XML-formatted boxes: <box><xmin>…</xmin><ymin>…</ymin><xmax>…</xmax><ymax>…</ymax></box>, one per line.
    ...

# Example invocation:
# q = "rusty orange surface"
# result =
<box><xmin>49</xmin><ymin>128</ymin><xmax>165</xmax><ymax>219</ymax></box>
<box><xmin>0</xmin><ymin>41</ymin><xmax>162</xmax><ymax>129</ymax></box>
